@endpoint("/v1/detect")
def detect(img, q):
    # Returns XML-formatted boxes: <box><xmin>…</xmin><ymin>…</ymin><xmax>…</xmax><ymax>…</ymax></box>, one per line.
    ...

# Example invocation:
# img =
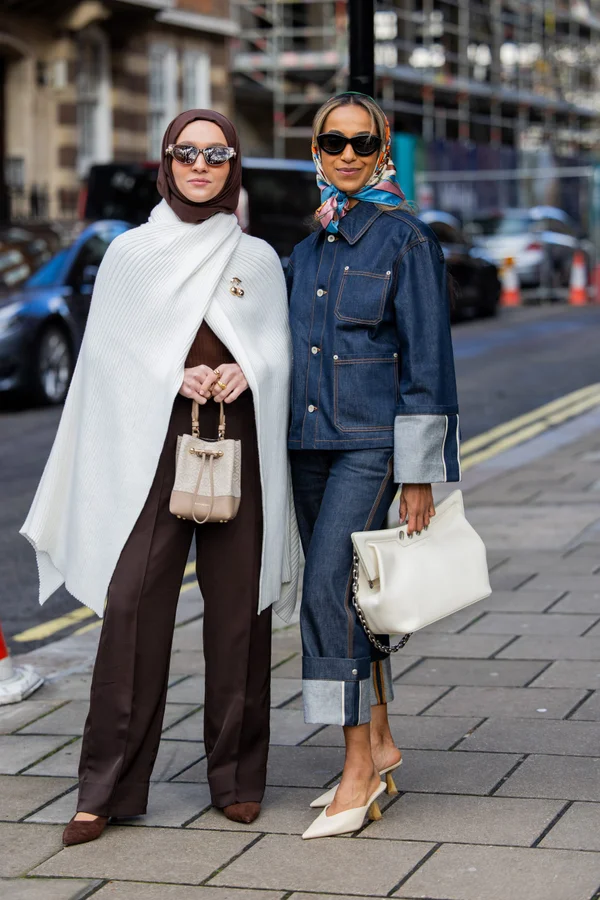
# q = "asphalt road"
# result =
<box><xmin>2</xmin><ymin>303</ymin><xmax>600</xmax><ymax>649</ymax></box>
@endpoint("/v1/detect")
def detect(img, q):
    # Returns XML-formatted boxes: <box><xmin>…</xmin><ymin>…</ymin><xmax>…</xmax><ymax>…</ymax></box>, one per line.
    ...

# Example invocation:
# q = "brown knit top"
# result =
<box><xmin>185</xmin><ymin>321</ymin><xmax>234</xmax><ymax>370</ymax></box>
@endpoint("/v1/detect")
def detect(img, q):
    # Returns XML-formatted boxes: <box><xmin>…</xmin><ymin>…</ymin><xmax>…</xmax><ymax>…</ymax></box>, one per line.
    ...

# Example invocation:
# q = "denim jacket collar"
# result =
<box><xmin>337</xmin><ymin>201</ymin><xmax>384</xmax><ymax>245</ymax></box>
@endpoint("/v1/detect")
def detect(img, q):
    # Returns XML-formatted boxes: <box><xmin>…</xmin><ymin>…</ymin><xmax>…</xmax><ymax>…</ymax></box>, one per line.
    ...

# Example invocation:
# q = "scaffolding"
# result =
<box><xmin>387</xmin><ymin>0</ymin><xmax>600</xmax><ymax>154</ymax></box>
<box><xmin>233</xmin><ymin>1</ymin><xmax>347</xmax><ymax>156</ymax></box>
<box><xmin>232</xmin><ymin>1</ymin><xmax>600</xmax><ymax>159</ymax></box>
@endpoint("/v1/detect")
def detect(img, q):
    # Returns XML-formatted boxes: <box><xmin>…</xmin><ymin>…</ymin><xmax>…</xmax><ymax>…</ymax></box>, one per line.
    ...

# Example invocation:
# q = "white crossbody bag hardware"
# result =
<box><xmin>351</xmin><ymin>490</ymin><xmax>491</xmax><ymax>653</ymax></box>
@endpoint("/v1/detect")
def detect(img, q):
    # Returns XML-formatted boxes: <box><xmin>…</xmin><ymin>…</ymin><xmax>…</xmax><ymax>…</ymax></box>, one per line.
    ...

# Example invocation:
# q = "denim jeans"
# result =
<box><xmin>290</xmin><ymin>448</ymin><xmax>398</xmax><ymax>726</ymax></box>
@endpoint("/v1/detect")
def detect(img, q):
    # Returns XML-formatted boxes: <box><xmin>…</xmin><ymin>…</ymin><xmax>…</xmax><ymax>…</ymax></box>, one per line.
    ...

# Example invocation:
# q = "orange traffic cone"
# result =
<box><xmin>568</xmin><ymin>251</ymin><xmax>588</xmax><ymax>305</ymax></box>
<box><xmin>592</xmin><ymin>263</ymin><xmax>600</xmax><ymax>305</ymax></box>
<box><xmin>0</xmin><ymin>621</ymin><xmax>44</xmax><ymax>705</ymax></box>
<box><xmin>500</xmin><ymin>257</ymin><xmax>521</xmax><ymax>307</ymax></box>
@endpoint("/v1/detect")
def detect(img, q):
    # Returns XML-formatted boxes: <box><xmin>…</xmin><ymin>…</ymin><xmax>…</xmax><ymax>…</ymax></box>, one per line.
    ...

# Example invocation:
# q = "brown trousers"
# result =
<box><xmin>77</xmin><ymin>392</ymin><xmax>271</xmax><ymax>817</ymax></box>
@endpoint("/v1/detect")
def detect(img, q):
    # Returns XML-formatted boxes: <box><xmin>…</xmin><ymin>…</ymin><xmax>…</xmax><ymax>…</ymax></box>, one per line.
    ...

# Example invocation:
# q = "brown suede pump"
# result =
<box><xmin>222</xmin><ymin>802</ymin><xmax>261</xmax><ymax>824</ymax></box>
<box><xmin>62</xmin><ymin>815</ymin><xmax>109</xmax><ymax>846</ymax></box>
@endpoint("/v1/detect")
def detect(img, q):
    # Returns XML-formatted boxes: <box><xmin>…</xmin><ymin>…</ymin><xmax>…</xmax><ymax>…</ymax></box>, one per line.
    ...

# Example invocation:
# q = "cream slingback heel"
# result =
<box><xmin>302</xmin><ymin>781</ymin><xmax>386</xmax><ymax>840</ymax></box>
<box><xmin>310</xmin><ymin>759</ymin><xmax>402</xmax><ymax>809</ymax></box>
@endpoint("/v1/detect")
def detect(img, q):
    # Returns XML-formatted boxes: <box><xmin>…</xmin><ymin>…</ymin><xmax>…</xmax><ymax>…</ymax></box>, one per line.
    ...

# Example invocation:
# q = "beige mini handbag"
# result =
<box><xmin>170</xmin><ymin>401</ymin><xmax>241</xmax><ymax>524</ymax></box>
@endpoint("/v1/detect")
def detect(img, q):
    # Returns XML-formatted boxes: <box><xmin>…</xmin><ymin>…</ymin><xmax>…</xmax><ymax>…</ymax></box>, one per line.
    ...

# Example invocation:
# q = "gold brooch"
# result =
<box><xmin>230</xmin><ymin>277</ymin><xmax>244</xmax><ymax>297</ymax></box>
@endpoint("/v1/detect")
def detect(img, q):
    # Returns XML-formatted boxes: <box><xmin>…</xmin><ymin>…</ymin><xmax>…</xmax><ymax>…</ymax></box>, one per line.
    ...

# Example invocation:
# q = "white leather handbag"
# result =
<box><xmin>351</xmin><ymin>490</ymin><xmax>491</xmax><ymax>652</ymax></box>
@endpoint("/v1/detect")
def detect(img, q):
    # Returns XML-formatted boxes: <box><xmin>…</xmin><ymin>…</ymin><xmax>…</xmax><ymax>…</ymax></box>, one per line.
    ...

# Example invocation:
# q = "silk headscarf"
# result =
<box><xmin>312</xmin><ymin>97</ymin><xmax>405</xmax><ymax>234</ymax></box>
<box><xmin>157</xmin><ymin>109</ymin><xmax>242</xmax><ymax>224</ymax></box>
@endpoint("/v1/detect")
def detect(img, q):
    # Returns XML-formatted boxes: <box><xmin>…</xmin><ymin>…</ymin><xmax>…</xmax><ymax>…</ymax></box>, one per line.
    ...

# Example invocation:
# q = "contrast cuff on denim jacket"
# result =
<box><xmin>394</xmin><ymin>412</ymin><xmax>461</xmax><ymax>484</ymax></box>
<box><xmin>303</xmin><ymin>656</ymin><xmax>372</xmax><ymax>726</ymax></box>
<box><xmin>370</xmin><ymin>658</ymin><xmax>394</xmax><ymax>706</ymax></box>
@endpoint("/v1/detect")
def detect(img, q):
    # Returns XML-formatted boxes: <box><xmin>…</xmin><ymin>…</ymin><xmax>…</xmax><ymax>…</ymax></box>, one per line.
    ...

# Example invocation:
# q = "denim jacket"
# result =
<box><xmin>286</xmin><ymin>201</ymin><xmax>460</xmax><ymax>484</ymax></box>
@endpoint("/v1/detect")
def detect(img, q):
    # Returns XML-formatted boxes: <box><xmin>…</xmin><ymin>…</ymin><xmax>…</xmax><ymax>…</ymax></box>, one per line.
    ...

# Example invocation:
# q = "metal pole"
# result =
<box><xmin>0</xmin><ymin>58</ymin><xmax>9</xmax><ymax>223</ymax></box>
<box><xmin>348</xmin><ymin>0</ymin><xmax>375</xmax><ymax>97</ymax></box>
<box><xmin>272</xmin><ymin>0</ymin><xmax>285</xmax><ymax>158</ymax></box>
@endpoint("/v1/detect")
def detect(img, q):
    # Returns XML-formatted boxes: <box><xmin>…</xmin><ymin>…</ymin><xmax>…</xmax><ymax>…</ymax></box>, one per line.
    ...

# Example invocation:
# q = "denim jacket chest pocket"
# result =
<box><xmin>335</xmin><ymin>267</ymin><xmax>392</xmax><ymax>325</ymax></box>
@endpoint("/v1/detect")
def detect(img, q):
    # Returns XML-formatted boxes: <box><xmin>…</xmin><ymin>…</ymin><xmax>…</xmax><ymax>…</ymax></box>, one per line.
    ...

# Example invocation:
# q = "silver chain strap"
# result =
<box><xmin>351</xmin><ymin>550</ymin><xmax>412</xmax><ymax>654</ymax></box>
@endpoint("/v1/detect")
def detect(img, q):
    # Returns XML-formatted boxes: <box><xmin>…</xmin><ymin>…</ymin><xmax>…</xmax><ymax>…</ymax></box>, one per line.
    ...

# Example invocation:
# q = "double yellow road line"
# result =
<box><xmin>461</xmin><ymin>382</ymin><xmax>600</xmax><ymax>471</ymax></box>
<box><xmin>13</xmin><ymin>560</ymin><xmax>199</xmax><ymax>645</ymax></box>
<box><xmin>11</xmin><ymin>383</ymin><xmax>600</xmax><ymax>647</ymax></box>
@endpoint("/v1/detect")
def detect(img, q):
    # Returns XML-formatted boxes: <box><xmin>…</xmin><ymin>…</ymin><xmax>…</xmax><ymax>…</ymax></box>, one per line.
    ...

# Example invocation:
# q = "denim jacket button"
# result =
<box><xmin>352</xmin><ymin>669</ymin><xmax>358</xmax><ymax>676</ymax></box>
<box><xmin>311</xmin><ymin>346</ymin><xmax>320</xmax><ymax>355</ymax></box>
<box><xmin>317</xmin><ymin>288</ymin><xmax>325</xmax><ymax>297</ymax></box>
<box><xmin>308</xmin><ymin>405</ymin><xmax>317</xmax><ymax>413</ymax></box>
<box><xmin>327</xmin><ymin>234</ymin><xmax>336</xmax><ymax>242</ymax></box>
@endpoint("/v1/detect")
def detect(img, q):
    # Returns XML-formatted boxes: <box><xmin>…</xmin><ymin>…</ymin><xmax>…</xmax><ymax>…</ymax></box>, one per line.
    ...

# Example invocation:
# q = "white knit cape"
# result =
<box><xmin>21</xmin><ymin>201</ymin><xmax>300</xmax><ymax>621</ymax></box>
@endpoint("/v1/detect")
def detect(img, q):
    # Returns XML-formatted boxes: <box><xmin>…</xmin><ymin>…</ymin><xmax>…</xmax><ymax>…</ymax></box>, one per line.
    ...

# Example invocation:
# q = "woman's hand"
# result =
<box><xmin>179</xmin><ymin>365</ymin><xmax>219</xmax><ymax>405</ymax></box>
<box><xmin>210</xmin><ymin>363</ymin><xmax>249</xmax><ymax>404</ymax></box>
<box><xmin>400</xmin><ymin>483</ymin><xmax>436</xmax><ymax>535</ymax></box>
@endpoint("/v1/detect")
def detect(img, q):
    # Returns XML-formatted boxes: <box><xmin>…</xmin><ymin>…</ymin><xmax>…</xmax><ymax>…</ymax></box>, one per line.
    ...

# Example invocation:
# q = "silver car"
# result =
<box><xmin>466</xmin><ymin>206</ymin><xmax>586</xmax><ymax>291</ymax></box>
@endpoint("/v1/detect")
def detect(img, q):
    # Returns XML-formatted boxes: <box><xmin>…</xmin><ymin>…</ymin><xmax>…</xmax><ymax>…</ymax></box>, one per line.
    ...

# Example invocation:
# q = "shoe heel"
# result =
<box><xmin>368</xmin><ymin>800</ymin><xmax>382</xmax><ymax>821</ymax></box>
<box><xmin>385</xmin><ymin>772</ymin><xmax>399</xmax><ymax>796</ymax></box>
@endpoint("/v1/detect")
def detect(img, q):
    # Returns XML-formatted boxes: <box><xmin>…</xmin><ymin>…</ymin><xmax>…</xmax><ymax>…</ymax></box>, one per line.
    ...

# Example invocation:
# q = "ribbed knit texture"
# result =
<box><xmin>20</xmin><ymin>201</ymin><xmax>300</xmax><ymax>622</ymax></box>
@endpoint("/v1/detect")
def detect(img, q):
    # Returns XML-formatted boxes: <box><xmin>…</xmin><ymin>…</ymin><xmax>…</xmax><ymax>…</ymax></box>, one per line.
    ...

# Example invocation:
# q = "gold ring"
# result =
<box><xmin>213</xmin><ymin>369</ymin><xmax>222</xmax><ymax>377</ymax></box>
<box><xmin>217</xmin><ymin>381</ymin><xmax>227</xmax><ymax>391</ymax></box>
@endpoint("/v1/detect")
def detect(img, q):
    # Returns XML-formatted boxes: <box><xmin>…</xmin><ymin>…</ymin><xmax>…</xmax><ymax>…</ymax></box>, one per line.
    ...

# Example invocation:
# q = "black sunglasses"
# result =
<box><xmin>165</xmin><ymin>144</ymin><xmax>236</xmax><ymax>167</ymax></box>
<box><xmin>317</xmin><ymin>132</ymin><xmax>381</xmax><ymax>157</ymax></box>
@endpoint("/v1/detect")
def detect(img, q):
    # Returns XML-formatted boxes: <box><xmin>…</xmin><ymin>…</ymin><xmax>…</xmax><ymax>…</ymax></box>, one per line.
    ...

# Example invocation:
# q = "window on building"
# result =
<box><xmin>149</xmin><ymin>43</ymin><xmax>177</xmax><ymax>160</ymax></box>
<box><xmin>77</xmin><ymin>28</ymin><xmax>111</xmax><ymax>176</ymax></box>
<box><xmin>6</xmin><ymin>157</ymin><xmax>25</xmax><ymax>191</ymax></box>
<box><xmin>182</xmin><ymin>50</ymin><xmax>211</xmax><ymax>111</ymax></box>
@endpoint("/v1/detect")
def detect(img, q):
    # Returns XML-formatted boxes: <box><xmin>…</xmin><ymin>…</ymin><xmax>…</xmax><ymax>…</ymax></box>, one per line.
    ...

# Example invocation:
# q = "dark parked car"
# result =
<box><xmin>0</xmin><ymin>245</ymin><xmax>32</xmax><ymax>291</ymax></box>
<box><xmin>419</xmin><ymin>210</ymin><xmax>501</xmax><ymax>319</ymax></box>
<box><xmin>0</xmin><ymin>226</ymin><xmax>54</xmax><ymax>275</ymax></box>
<box><xmin>81</xmin><ymin>168</ymin><xmax>500</xmax><ymax>323</ymax></box>
<box><xmin>0</xmin><ymin>219</ymin><xmax>131</xmax><ymax>405</ymax></box>
<box><xmin>83</xmin><ymin>158</ymin><xmax>321</xmax><ymax>262</ymax></box>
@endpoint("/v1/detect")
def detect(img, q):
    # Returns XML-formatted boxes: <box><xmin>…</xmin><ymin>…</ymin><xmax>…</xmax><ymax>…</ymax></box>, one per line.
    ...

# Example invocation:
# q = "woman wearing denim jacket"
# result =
<box><xmin>287</xmin><ymin>93</ymin><xmax>460</xmax><ymax>839</ymax></box>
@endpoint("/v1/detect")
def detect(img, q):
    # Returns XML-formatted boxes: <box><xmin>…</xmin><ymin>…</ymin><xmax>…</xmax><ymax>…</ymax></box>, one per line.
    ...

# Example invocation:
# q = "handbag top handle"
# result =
<box><xmin>191</xmin><ymin>400</ymin><xmax>226</xmax><ymax>441</ymax></box>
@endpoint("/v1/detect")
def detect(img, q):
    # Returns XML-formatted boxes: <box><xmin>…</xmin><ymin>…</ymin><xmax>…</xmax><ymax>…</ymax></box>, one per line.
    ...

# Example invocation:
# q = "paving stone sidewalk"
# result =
<box><xmin>2</xmin><ymin>411</ymin><xmax>600</xmax><ymax>900</ymax></box>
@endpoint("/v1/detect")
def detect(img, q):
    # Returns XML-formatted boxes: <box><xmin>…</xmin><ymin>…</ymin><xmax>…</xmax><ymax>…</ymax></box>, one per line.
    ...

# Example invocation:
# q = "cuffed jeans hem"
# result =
<box><xmin>303</xmin><ymin>677</ymin><xmax>372</xmax><ymax>726</ymax></box>
<box><xmin>370</xmin><ymin>657</ymin><xmax>394</xmax><ymax>706</ymax></box>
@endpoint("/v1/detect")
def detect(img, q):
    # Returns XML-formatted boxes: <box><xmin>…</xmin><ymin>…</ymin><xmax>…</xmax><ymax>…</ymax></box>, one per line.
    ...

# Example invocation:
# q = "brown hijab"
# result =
<box><xmin>157</xmin><ymin>109</ymin><xmax>242</xmax><ymax>225</ymax></box>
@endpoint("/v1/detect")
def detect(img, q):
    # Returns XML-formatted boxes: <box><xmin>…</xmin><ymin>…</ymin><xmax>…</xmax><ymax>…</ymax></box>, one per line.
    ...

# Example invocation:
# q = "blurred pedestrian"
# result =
<box><xmin>286</xmin><ymin>93</ymin><xmax>460</xmax><ymax>839</ymax></box>
<box><xmin>21</xmin><ymin>109</ymin><xmax>299</xmax><ymax>845</ymax></box>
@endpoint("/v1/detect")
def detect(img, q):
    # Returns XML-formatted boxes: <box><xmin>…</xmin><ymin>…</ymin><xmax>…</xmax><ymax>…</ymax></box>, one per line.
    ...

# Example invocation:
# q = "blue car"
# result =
<box><xmin>0</xmin><ymin>220</ymin><xmax>131</xmax><ymax>405</ymax></box>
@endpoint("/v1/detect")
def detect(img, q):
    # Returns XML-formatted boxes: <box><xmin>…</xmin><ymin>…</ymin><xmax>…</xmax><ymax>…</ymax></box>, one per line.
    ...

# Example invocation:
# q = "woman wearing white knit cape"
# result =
<box><xmin>21</xmin><ymin>199</ymin><xmax>299</xmax><ymax>621</ymax></box>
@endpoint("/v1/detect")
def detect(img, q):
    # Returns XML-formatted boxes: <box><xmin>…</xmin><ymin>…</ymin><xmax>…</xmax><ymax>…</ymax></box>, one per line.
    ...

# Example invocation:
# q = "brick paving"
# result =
<box><xmin>1</xmin><ymin>417</ymin><xmax>600</xmax><ymax>899</ymax></box>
